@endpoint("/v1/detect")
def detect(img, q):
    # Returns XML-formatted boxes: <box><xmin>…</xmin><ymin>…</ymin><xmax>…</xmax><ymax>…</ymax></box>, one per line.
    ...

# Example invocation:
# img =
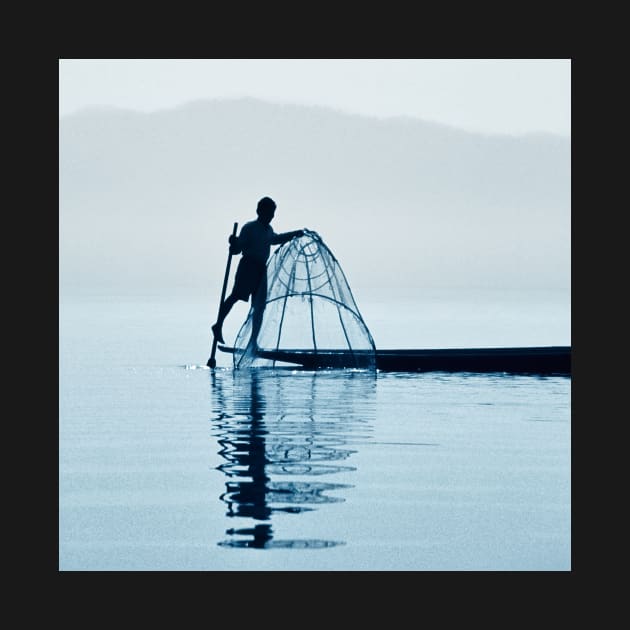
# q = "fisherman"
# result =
<box><xmin>211</xmin><ymin>196</ymin><xmax>304</xmax><ymax>348</ymax></box>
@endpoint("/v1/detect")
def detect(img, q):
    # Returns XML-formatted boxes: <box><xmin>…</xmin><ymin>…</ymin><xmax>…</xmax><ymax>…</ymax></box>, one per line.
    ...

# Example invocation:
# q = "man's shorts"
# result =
<box><xmin>232</xmin><ymin>256</ymin><xmax>267</xmax><ymax>303</ymax></box>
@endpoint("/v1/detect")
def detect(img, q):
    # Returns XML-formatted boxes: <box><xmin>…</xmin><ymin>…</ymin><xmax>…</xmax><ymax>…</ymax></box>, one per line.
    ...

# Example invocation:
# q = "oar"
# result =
<box><xmin>207</xmin><ymin>222</ymin><xmax>238</xmax><ymax>368</ymax></box>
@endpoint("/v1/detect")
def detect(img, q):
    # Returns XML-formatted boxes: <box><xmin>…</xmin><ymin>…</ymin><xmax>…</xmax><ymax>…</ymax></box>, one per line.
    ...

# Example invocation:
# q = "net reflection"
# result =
<box><xmin>210</xmin><ymin>369</ymin><xmax>375</xmax><ymax>549</ymax></box>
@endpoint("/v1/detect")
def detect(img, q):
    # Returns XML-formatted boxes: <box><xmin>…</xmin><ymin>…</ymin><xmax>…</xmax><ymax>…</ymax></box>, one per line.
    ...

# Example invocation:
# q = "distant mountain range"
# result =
<box><xmin>59</xmin><ymin>98</ymin><xmax>570</xmax><ymax>294</ymax></box>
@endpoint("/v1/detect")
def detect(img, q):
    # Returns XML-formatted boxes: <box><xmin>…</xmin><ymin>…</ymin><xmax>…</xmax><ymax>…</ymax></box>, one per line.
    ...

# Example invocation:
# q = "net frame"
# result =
<box><xmin>232</xmin><ymin>229</ymin><xmax>376</xmax><ymax>370</ymax></box>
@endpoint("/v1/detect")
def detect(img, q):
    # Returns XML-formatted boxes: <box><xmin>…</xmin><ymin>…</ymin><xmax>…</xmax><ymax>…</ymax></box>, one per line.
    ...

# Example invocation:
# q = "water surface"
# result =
<box><xmin>59</xmin><ymin>291</ymin><xmax>571</xmax><ymax>570</ymax></box>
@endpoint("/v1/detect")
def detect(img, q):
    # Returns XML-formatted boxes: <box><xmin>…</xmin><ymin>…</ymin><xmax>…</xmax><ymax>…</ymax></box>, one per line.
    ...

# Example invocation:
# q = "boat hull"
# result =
<box><xmin>218</xmin><ymin>345</ymin><xmax>571</xmax><ymax>375</ymax></box>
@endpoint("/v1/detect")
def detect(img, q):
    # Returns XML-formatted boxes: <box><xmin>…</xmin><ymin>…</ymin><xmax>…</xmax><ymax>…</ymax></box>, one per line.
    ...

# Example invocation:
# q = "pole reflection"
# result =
<box><xmin>210</xmin><ymin>369</ymin><xmax>375</xmax><ymax>549</ymax></box>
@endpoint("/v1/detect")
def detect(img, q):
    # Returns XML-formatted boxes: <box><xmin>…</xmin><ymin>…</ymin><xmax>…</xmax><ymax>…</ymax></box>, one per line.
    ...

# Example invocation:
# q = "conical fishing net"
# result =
<box><xmin>232</xmin><ymin>229</ymin><xmax>376</xmax><ymax>370</ymax></box>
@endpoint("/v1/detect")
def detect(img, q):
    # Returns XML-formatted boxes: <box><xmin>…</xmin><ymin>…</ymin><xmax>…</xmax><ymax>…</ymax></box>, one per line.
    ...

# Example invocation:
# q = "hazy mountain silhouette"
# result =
<box><xmin>59</xmin><ymin>98</ymin><xmax>570</xmax><ymax>294</ymax></box>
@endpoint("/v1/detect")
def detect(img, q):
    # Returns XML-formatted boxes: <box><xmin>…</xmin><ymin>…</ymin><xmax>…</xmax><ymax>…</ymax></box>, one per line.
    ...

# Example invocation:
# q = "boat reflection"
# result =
<box><xmin>210</xmin><ymin>369</ymin><xmax>375</xmax><ymax>549</ymax></box>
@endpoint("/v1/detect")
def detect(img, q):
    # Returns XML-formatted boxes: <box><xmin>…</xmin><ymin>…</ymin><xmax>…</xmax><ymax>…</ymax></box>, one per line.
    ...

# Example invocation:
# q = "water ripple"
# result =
<box><xmin>209</xmin><ymin>369</ymin><xmax>376</xmax><ymax>549</ymax></box>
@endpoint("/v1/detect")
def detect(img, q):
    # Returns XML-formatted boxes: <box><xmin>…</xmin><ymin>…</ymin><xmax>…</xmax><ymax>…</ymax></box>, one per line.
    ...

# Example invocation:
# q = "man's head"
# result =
<box><xmin>256</xmin><ymin>196</ymin><xmax>276</xmax><ymax>224</ymax></box>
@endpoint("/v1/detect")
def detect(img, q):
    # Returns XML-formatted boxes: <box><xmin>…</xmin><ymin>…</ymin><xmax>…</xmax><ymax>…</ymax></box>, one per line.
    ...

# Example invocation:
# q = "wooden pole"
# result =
<box><xmin>207</xmin><ymin>222</ymin><xmax>238</xmax><ymax>368</ymax></box>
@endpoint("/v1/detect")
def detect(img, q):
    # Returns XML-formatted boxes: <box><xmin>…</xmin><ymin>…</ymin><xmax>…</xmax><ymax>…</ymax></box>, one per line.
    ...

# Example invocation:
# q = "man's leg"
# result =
<box><xmin>249</xmin><ymin>277</ymin><xmax>267</xmax><ymax>350</ymax></box>
<box><xmin>212</xmin><ymin>293</ymin><xmax>238</xmax><ymax>344</ymax></box>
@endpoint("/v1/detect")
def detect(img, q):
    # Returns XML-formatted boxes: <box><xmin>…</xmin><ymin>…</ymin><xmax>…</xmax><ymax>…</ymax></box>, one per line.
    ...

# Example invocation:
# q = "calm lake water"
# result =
<box><xmin>59</xmin><ymin>288</ymin><xmax>571</xmax><ymax>570</ymax></box>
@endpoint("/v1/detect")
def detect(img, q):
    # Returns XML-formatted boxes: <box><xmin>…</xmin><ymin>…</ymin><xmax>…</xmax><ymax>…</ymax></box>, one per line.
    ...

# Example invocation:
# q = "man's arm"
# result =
<box><xmin>228</xmin><ymin>234</ymin><xmax>242</xmax><ymax>255</ymax></box>
<box><xmin>271</xmin><ymin>229</ymin><xmax>304</xmax><ymax>245</ymax></box>
<box><xmin>229</xmin><ymin>225</ymin><xmax>247</xmax><ymax>255</ymax></box>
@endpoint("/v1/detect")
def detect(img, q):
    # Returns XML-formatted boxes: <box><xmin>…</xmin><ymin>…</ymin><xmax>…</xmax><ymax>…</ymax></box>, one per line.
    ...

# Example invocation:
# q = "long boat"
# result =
<box><xmin>218</xmin><ymin>345</ymin><xmax>571</xmax><ymax>375</ymax></box>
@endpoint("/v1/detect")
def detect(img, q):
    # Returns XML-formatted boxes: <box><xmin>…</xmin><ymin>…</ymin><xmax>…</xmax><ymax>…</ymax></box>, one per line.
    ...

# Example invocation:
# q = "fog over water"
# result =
<box><xmin>59</xmin><ymin>98</ymin><xmax>570</xmax><ymax>297</ymax></box>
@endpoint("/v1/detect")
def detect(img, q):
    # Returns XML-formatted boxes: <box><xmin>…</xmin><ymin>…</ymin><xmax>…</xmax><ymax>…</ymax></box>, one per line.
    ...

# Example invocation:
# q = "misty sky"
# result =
<box><xmin>59</xmin><ymin>59</ymin><xmax>571</xmax><ymax>136</ymax></box>
<box><xmin>60</xmin><ymin>59</ymin><xmax>571</xmax><ymax>295</ymax></box>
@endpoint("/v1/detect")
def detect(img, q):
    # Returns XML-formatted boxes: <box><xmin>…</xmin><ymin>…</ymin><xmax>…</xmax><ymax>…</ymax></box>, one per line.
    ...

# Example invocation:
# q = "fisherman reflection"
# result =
<box><xmin>213</xmin><ymin>371</ymin><xmax>352</xmax><ymax>549</ymax></box>
<box><xmin>216</xmin><ymin>371</ymin><xmax>273</xmax><ymax>547</ymax></box>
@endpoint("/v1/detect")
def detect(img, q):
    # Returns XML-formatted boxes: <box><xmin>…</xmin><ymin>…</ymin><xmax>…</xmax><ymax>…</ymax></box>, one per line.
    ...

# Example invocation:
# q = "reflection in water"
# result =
<box><xmin>210</xmin><ymin>369</ymin><xmax>375</xmax><ymax>549</ymax></box>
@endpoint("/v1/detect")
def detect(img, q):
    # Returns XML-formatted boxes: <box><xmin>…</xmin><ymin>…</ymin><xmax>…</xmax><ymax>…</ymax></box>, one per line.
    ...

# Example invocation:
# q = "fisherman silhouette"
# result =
<box><xmin>211</xmin><ymin>196</ymin><xmax>303</xmax><ymax>349</ymax></box>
